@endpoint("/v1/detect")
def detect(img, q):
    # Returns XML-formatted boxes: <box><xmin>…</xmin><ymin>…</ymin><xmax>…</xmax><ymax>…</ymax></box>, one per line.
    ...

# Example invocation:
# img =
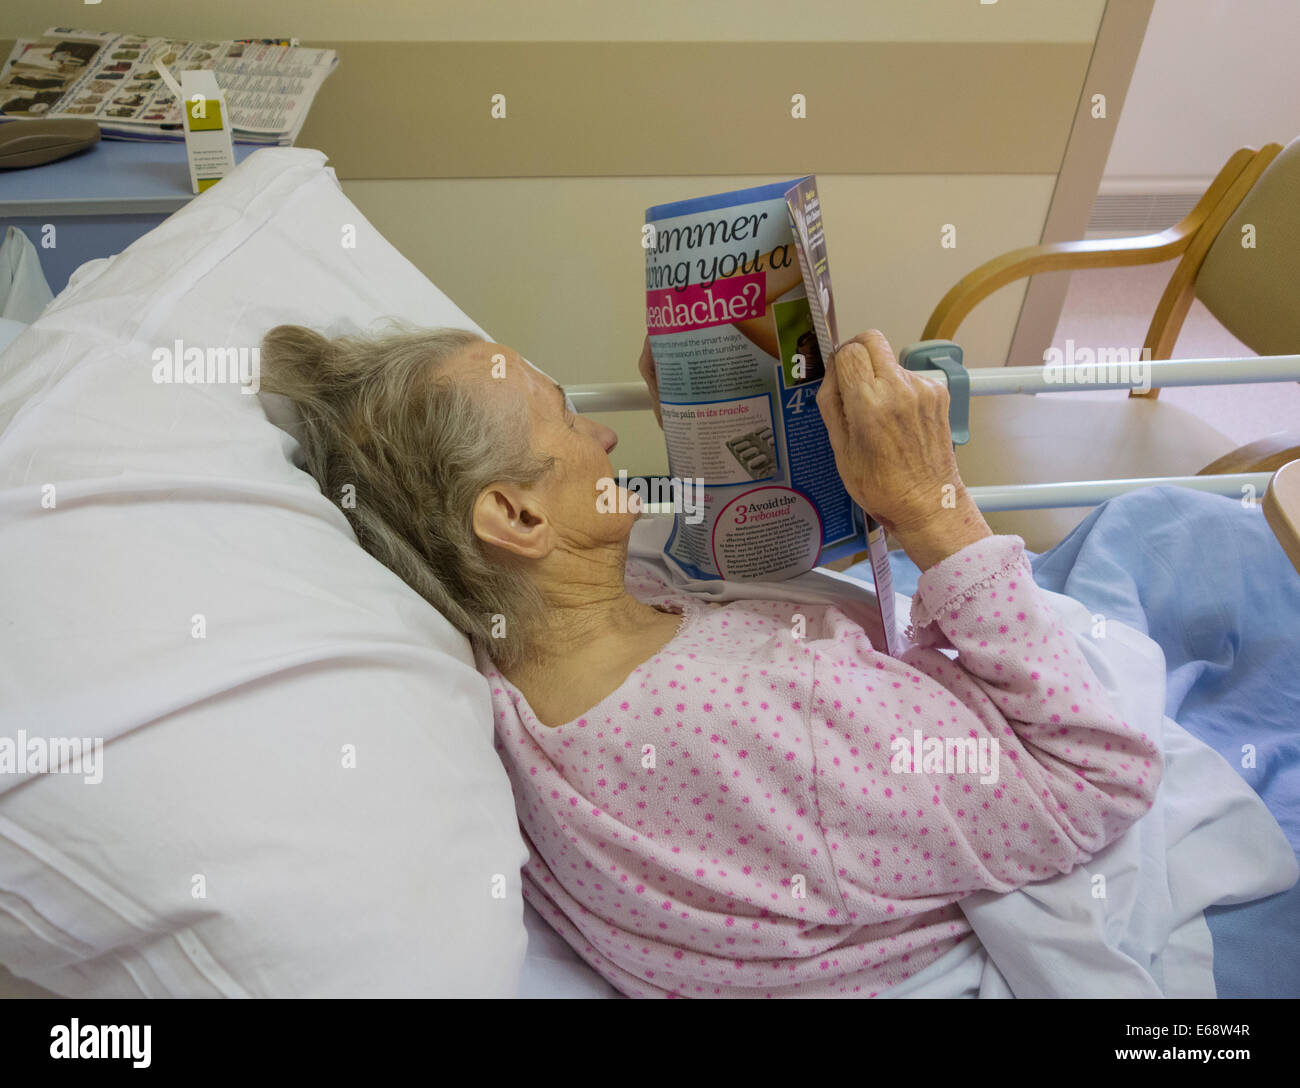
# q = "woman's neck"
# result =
<box><xmin>500</xmin><ymin>549</ymin><xmax>685</xmax><ymax>726</ymax></box>
<box><xmin>546</xmin><ymin>589</ymin><xmax>662</xmax><ymax>650</ymax></box>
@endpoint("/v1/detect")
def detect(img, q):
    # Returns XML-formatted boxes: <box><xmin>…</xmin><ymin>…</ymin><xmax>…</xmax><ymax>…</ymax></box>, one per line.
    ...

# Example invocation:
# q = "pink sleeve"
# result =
<box><xmin>899</xmin><ymin>534</ymin><xmax>1162</xmax><ymax>884</ymax></box>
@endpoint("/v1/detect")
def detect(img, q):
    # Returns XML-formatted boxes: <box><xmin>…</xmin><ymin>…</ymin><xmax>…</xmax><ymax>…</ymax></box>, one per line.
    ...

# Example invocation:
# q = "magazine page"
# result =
<box><xmin>0</xmin><ymin>28</ymin><xmax>336</xmax><ymax>143</ymax></box>
<box><xmin>644</xmin><ymin>175</ymin><xmax>900</xmax><ymax>654</ymax></box>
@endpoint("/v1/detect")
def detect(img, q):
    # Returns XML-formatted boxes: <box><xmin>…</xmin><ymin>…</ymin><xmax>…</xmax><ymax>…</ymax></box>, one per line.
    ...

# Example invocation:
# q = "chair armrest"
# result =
<box><xmin>923</xmin><ymin>231</ymin><xmax>1195</xmax><ymax>341</ymax></box>
<box><xmin>1197</xmin><ymin>430</ymin><xmax>1300</xmax><ymax>475</ymax></box>
<box><xmin>922</xmin><ymin>147</ymin><xmax>1261</xmax><ymax>341</ymax></box>
<box><xmin>1263</xmin><ymin>460</ymin><xmax>1300</xmax><ymax>576</ymax></box>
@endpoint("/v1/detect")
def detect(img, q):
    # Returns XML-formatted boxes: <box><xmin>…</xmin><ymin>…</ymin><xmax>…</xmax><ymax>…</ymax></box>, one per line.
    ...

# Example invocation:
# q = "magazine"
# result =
<box><xmin>0</xmin><ymin>27</ymin><xmax>337</xmax><ymax>144</ymax></box>
<box><xmin>644</xmin><ymin>175</ymin><xmax>900</xmax><ymax>655</ymax></box>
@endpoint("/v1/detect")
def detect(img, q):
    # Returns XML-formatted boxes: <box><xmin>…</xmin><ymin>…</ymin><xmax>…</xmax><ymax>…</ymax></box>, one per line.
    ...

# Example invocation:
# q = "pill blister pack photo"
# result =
<box><xmin>726</xmin><ymin>426</ymin><xmax>777</xmax><ymax>479</ymax></box>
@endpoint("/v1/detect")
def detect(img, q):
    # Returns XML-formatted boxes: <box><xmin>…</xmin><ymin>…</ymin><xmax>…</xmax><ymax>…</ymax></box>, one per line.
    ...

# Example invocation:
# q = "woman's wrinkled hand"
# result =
<box><xmin>638</xmin><ymin>334</ymin><xmax>663</xmax><ymax>428</ymax></box>
<box><xmin>817</xmin><ymin>329</ymin><xmax>991</xmax><ymax>568</ymax></box>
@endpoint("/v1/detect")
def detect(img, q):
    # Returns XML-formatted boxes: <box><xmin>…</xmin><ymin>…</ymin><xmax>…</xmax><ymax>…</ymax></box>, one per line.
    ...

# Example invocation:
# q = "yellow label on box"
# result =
<box><xmin>186</xmin><ymin>96</ymin><xmax>224</xmax><ymax>132</ymax></box>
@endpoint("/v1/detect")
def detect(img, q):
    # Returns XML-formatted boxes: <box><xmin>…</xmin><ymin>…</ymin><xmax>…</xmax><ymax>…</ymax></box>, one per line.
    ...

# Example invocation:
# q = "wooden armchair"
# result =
<box><xmin>922</xmin><ymin>138</ymin><xmax>1300</xmax><ymax>551</ymax></box>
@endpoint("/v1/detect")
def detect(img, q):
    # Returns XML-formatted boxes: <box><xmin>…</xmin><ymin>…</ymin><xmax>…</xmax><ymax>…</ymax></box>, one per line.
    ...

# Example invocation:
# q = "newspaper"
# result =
<box><xmin>0</xmin><ymin>27</ymin><xmax>337</xmax><ymax>144</ymax></box>
<box><xmin>644</xmin><ymin>175</ymin><xmax>900</xmax><ymax>655</ymax></box>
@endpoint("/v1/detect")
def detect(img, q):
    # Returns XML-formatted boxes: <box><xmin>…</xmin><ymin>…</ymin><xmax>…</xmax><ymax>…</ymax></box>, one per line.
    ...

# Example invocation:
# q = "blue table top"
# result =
<box><xmin>0</xmin><ymin>138</ymin><xmax>264</xmax><ymax>216</ymax></box>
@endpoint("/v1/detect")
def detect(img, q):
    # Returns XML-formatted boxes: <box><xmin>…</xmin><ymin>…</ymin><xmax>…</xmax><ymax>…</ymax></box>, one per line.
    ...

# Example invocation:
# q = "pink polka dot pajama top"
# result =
<box><xmin>477</xmin><ymin>533</ymin><xmax>1163</xmax><ymax>997</ymax></box>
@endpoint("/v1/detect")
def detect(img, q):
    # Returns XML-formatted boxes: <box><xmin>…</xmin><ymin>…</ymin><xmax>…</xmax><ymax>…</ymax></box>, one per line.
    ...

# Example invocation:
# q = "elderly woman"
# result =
<box><xmin>261</xmin><ymin>324</ymin><xmax>1161</xmax><ymax>998</ymax></box>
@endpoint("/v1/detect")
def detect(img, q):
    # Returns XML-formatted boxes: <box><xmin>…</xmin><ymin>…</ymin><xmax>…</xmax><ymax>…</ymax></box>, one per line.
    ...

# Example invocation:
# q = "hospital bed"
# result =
<box><xmin>0</xmin><ymin>147</ymin><xmax>1296</xmax><ymax>1000</ymax></box>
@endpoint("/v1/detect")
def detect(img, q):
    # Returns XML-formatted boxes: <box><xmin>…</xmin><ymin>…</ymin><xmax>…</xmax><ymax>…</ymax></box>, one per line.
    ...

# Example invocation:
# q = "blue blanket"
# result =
<box><xmin>873</xmin><ymin>487</ymin><xmax>1299</xmax><ymax>997</ymax></box>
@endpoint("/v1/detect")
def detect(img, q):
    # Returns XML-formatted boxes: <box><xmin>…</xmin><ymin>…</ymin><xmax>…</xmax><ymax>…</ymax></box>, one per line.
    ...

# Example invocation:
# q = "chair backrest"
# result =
<box><xmin>1126</xmin><ymin>141</ymin><xmax>1282</xmax><ymax>397</ymax></box>
<box><xmin>1196</xmin><ymin>136</ymin><xmax>1300</xmax><ymax>357</ymax></box>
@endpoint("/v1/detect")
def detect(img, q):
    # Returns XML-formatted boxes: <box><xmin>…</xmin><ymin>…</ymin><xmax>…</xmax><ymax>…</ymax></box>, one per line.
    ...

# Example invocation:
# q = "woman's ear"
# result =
<box><xmin>472</xmin><ymin>483</ymin><xmax>553</xmax><ymax>560</ymax></box>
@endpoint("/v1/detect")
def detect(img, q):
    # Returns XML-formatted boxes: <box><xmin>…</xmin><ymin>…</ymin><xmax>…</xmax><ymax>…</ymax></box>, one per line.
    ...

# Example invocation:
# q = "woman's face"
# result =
<box><xmin>458</xmin><ymin>340</ymin><xmax>641</xmax><ymax>550</ymax></box>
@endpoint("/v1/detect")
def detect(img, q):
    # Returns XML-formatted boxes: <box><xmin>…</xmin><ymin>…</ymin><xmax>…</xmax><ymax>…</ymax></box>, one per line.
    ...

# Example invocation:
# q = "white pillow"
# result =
<box><xmin>0</xmin><ymin>148</ymin><xmax>530</xmax><ymax>996</ymax></box>
<box><xmin>0</xmin><ymin>318</ymin><xmax>25</xmax><ymax>356</ymax></box>
<box><xmin>0</xmin><ymin>225</ymin><xmax>54</xmax><ymax>323</ymax></box>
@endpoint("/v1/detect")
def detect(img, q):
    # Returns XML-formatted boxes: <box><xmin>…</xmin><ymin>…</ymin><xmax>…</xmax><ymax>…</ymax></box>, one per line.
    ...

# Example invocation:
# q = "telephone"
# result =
<box><xmin>0</xmin><ymin>118</ymin><xmax>99</xmax><ymax>169</ymax></box>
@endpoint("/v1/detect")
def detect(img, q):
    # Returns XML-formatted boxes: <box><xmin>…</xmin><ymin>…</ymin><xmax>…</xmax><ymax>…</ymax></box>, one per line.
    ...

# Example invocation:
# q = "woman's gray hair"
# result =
<box><xmin>259</xmin><ymin>323</ymin><xmax>553</xmax><ymax>670</ymax></box>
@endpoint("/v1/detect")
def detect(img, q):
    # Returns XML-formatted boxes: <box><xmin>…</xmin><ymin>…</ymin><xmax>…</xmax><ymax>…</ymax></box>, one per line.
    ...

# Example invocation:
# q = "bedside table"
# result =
<box><xmin>1265</xmin><ymin>459</ymin><xmax>1300</xmax><ymax>576</ymax></box>
<box><xmin>0</xmin><ymin>138</ymin><xmax>260</xmax><ymax>294</ymax></box>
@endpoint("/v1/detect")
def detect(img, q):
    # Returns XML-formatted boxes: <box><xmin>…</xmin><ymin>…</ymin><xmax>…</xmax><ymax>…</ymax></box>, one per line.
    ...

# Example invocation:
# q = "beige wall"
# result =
<box><xmin>1106</xmin><ymin>0</ymin><xmax>1300</xmax><ymax>184</ymax></box>
<box><xmin>0</xmin><ymin>1</ymin><xmax>1106</xmax><ymax>42</ymax></box>
<box><xmin>345</xmin><ymin>174</ymin><xmax>1053</xmax><ymax>474</ymax></box>
<box><xmin>2</xmin><ymin>0</ymin><xmax>1114</xmax><ymax>472</ymax></box>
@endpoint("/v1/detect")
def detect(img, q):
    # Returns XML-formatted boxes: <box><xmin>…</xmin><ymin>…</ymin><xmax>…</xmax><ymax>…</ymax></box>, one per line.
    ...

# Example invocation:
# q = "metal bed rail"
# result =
<box><xmin>567</xmin><ymin>353</ymin><xmax>1300</xmax><ymax>511</ymax></box>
